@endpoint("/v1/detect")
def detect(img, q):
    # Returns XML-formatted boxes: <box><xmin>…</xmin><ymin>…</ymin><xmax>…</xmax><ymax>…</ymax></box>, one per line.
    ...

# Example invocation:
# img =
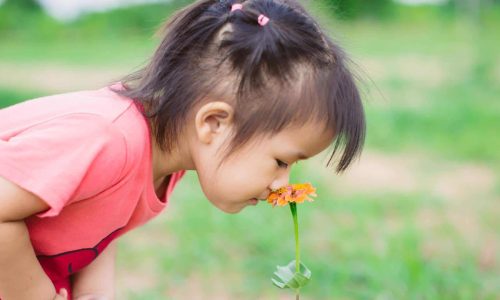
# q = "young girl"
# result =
<box><xmin>0</xmin><ymin>0</ymin><xmax>365</xmax><ymax>299</ymax></box>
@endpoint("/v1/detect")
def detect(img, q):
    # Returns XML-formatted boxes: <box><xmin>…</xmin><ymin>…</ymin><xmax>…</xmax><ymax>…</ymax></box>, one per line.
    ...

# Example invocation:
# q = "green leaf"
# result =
<box><xmin>271</xmin><ymin>260</ymin><xmax>312</xmax><ymax>290</ymax></box>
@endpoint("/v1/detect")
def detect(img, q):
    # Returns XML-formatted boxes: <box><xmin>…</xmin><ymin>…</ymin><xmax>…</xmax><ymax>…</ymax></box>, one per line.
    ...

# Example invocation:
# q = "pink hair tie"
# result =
<box><xmin>258</xmin><ymin>14</ymin><xmax>269</xmax><ymax>26</ymax></box>
<box><xmin>231</xmin><ymin>3</ymin><xmax>243</xmax><ymax>11</ymax></box>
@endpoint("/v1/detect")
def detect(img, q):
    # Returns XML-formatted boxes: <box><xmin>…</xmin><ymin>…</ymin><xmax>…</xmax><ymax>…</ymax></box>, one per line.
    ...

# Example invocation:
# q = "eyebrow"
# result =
<box><xmin>295</xmin><ymin>152</ymin><xmax>309</xmax><ymax>160</ymax></box>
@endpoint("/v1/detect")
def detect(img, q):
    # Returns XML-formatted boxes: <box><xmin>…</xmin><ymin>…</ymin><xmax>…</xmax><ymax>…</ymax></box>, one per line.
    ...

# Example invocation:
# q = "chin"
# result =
<box><xmin>208</xmin><ymin>196</ymin><xmax>248</xmax><ymax>214</ymax></box>
<box><xmin>222</xmin><ymin>206</ymin><xmax>244</xmax><ymax>214</ymax></box>
<box><xmin>216</xmin><ymin>203</ymin><xmax>245</xmax><ymax>214</ymax></box>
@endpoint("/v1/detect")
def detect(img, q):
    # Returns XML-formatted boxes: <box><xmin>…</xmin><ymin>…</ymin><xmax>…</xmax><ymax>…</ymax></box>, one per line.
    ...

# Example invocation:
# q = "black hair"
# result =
<box><xmin>114</xmin><ymin>0</ymin><xmax>365</xmax><ymax>172</ymax></box>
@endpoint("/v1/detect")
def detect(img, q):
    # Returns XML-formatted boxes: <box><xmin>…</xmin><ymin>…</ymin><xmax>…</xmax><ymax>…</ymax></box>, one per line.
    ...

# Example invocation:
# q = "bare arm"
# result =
<box><xmin>0</xmin><ymin>176</ymin><xmax>59</xmax><ymax>300</ymax></box>
<box><xmin>72</xmin><ymin>241</ymin><xmax>116</xmax><ymax>300</ymax></box>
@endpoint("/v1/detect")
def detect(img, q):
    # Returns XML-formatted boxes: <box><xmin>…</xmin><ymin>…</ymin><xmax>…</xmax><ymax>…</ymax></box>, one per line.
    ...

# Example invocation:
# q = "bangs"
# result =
<box><xmin>222</xmin><ymin>59</ymin><xmax>365</xmax><ymax>173</ymax></box>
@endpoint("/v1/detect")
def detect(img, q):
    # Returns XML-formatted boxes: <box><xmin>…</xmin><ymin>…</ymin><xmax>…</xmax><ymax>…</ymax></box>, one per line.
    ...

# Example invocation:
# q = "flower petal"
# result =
<box><xmin>266</xmin><ymin>183</ymin><xmax>317</xmax><ymax>206</ymax></box>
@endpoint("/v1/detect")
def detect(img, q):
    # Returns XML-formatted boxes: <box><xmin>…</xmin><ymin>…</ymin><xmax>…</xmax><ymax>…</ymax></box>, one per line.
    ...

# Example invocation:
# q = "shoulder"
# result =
<box><xmin>17</xmin><ymin>112</ymin><xmax>127</xmax><ymax>149</ymax></box>
<box><xmin>50</xmin><ymin>113</ymin><xmax>129</xmax><ymax>179</ymax></box>
<box><xmin>8</xmin><ymin>112</ymin><xmax>129</xmax><ymax>180</ymax></box>
<box><xmin>0</xmin><ymin>83</ymin><xmax>134</xmax><ymax>129</ymax></box>
<box><xmin>0</xmin><ymin>113</ymin><xmax>130</xmax><ymax>217</ymax></box>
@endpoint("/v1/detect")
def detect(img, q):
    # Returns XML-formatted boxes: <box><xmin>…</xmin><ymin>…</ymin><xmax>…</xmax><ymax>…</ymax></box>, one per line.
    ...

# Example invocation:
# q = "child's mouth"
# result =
<box><xmin>249</xmin><ymin>198</ymin><xmax>259</xmax><ymax>205</ymax></box>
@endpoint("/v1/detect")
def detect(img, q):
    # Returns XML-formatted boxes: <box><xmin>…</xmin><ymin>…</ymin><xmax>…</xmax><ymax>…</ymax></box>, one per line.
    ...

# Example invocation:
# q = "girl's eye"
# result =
<box><xmin>276</xmin><ymin>159</ymin><xmax>289</xmax><ymax>169</ymax></box>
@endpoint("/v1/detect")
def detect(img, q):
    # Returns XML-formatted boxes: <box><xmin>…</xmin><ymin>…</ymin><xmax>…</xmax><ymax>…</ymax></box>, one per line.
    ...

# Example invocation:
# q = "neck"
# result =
<box><xmin>150</xmin><ymin>127</ymin><xmax>194</xmax><ymax>182</ymax></box>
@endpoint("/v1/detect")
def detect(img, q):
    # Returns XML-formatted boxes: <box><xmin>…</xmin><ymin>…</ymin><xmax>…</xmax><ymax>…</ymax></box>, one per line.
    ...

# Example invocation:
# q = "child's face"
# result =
<box><xmin>191</xmin><ymin>102</ymin><xmax>334</xmax><ymax>213</ymax></box>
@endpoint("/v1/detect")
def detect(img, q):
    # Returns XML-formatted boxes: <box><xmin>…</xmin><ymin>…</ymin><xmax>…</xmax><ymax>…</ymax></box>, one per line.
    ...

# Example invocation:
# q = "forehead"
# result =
<box><xmin>263</xmin><ymin>121</ymin><xmax>335</xmax><ymax>158</ymax></box>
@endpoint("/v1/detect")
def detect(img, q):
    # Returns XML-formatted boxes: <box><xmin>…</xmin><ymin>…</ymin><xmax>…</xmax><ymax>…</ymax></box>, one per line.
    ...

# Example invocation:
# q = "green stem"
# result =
<box><xmin>290</xmin><ymin>203</ymin><xmax>300</xmax><ymax>299</ymax></box>
<box><xmin>289</xmin><ymin>203</ymin><xmax>300</xmax><ymax>272</ymax></box>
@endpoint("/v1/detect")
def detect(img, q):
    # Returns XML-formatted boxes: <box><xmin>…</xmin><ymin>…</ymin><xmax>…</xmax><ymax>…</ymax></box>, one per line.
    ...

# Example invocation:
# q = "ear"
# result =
<box><xmin>194</xmin><ymin>101</ymin><xmax>234</xmax><ymax>144</ymax></box>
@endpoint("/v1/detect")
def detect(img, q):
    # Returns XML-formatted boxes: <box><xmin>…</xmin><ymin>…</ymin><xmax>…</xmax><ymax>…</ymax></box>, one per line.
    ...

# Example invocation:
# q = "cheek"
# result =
<box><xmin>223</xmin><ymin>163</ymin><xmax>275</xmax><ymax>204</ymax></box>
<box><xmin>199</xmin><ymin>159</ymin><xmax>270</xmax><ymax>201</ymax></box>
<box><xmin>215</xmin><ymin>162</ymin><xmax>257</xmax><ymax>195</ymax></box>
<box><xmin>195</xmin><ymin>160</ymin><xmax>240</xmax><ymax>205</ymax></box>
<box><xmin>194</xmin><ymin>154</ymin><xmax>222</xmax><ymax>200</ymax></box>
<box><xmin>195</xmin><ymin>146</ymin><xmax>276</xmax><ymax>209</ymax></box>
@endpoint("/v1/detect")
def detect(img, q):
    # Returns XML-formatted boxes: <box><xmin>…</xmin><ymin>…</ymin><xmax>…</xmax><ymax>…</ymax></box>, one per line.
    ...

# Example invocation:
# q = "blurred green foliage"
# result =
<box><xmin>315</xmin><ymin>0</ymin><xmax>500</xmax><ymax>21</ymax></box>
<box><xmin>321</xmin><ymin>0</ymin><xmax>396</xmax><ymax>19</ymax></box>
<box><xmin>3</xmin><ymin>0</ymin><xmax>42</xmax><ymax>10</ymax></box>
<box><xmin>0</xmin><ymin>88</ymin><xmax>40</xmax><ymax>107</ymax></box>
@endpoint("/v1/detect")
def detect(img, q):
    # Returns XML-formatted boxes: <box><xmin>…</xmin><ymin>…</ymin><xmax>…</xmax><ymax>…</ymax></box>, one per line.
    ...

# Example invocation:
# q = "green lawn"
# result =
<box><xmin>0</xmin><ymin>4</ymin><xmax>498</xmax><ymax>299</ymax></box>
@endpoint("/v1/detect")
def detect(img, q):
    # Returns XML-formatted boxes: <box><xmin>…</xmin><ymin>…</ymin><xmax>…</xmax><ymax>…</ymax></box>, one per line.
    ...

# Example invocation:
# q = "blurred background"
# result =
<box><xmin>0</xmin><ymin>0</ymin><xmax>499</xmax><ymax>299</ymax></box>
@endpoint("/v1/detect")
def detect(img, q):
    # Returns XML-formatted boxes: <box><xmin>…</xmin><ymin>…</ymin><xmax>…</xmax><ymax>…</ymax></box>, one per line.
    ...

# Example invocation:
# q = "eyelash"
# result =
<box><xmin>276</xmin><ymin>159</ymin><xmax>289</xmax><ymax>169</ymax></box>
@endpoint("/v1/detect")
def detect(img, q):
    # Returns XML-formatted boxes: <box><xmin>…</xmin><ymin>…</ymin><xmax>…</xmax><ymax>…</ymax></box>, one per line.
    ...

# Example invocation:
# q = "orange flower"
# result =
<box><xmin>267</xmin><ymin>183</ymin><xmax>317</xmax><ymax>207</ymax></box>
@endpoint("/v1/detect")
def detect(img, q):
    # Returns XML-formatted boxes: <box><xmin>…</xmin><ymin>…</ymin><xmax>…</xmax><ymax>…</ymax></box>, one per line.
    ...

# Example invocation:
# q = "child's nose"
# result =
<box><xmin>269</xmin><ymin>169</ymin><xmax>290</xmax><ymax>191</ymax></box>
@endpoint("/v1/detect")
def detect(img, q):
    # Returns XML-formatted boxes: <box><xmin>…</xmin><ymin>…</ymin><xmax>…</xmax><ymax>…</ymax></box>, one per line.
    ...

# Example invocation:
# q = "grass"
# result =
<box><xmin>0</xmin><ymin>36</ymin><xmax>155</xmax><ymax>66</ymax></box>
<box><xmin>365</xmin><ymin>80</ymin><xmax>500</xmax><ymax>163</ymax></box>
<box><xmin>116</xmin><ymin>170</ymin><xmax>498</xmax><ymax>299</ymax></box>
<box><xmin>338</xmin><ymin>15</ymin><xmax>500</xmax><ymax>165</ymax></box>
<box><xmin>0</xmin><ymin>4</ymin><xmax>498</xmax><ymax>299</ymax></box>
